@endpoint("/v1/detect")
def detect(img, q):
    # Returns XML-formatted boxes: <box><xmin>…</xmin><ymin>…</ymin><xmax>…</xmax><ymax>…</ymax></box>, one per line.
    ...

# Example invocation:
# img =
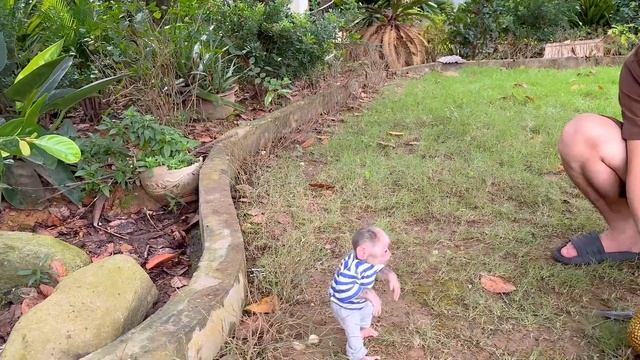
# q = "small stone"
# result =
<box><xmin>292</xmin><ymin>341</ymin><xmax>306</xmax><ymax>351</ymax></box>
<box><xmin>307</xmin><ymin>334</ymin><xmax>320</xmax><ymax>345</ymax></box>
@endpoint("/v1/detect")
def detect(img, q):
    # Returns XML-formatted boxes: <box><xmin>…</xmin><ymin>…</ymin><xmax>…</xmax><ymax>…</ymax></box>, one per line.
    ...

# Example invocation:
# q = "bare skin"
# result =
<box><xmin>361</xmin><ymin>328</ymin><xmax>379</xmax><ymax>338</ymax></box>
<box><xmin>558</xmin><ymin>113</ymin><xmax>640</xmax><ymax>257</ymax></box>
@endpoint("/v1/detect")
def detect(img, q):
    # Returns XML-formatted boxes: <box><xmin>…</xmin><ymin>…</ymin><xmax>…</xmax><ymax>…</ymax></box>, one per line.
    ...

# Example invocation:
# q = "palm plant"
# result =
<box><xmin>354</xmin><ymin>0</ymin><xmax>437</xmax><ymax>69</ymax></box>
<box><xmin>573</xmin><ymin>0</ymin><xmax>615</xmax><ymax>28</ymax></box>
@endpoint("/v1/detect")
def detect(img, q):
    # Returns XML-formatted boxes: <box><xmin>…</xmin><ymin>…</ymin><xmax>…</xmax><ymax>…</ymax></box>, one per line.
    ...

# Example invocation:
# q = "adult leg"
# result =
<box><xmin>558</xmin><ymin>113</ymin><xmax>640</xmax><ymax>257</ymax></box>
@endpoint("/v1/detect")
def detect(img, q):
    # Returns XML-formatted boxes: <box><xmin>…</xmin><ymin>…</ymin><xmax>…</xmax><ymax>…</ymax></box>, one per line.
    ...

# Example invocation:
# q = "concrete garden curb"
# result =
<box><xmin>82</xmin><ymin>65</ymin><xmax>386</xmax><ymax>360</ymax></box>
<box><xmin>395</xmin><ymin>56</ymin><xmax>627</xmax><ymax>76</ymax></box>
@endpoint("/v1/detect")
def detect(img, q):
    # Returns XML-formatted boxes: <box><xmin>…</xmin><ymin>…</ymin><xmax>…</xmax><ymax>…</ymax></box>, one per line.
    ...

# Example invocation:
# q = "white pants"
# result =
<box><xmin>330</xmin><ymin>301</ymin><xmax>373</xmax><ymax>360</ymax></box>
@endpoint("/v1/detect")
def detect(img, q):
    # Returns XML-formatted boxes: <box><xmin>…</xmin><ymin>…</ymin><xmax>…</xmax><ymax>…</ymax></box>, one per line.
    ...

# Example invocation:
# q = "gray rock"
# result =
<box><xmin>437</xmin><ymin>55</ymin><xmax>466</xmax><ymax>64</ymax></box>
<box><xmin>0</xmin><ymin>231</ymin><xmax>90</xmax><ymax>291</ymax></box>
<box><xmin>1</xmin><ymin>255</ymin><xmax>158</xmax><ymax>360</ymax></box>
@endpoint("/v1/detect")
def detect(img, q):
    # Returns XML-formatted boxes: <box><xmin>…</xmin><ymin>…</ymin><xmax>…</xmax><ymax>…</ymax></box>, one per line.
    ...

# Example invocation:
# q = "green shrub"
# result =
<box><xmin>612</xmin><ymin>0</ymin><xmax>640</xmax><ymax>28</ymax></box>
<box><xmin>448</xmin><ymin>0</ymin><xmax>583</xmax><ymax>59</ymax></box>
<box><xmin>208</xmin><ymin>0</ymin><xmax>338</xmax><ymax>80</ymax></box>
<box><xmin>76</xmin><ymin>107</ymin><xmax>198</xmax><ymax>196</ymax></box>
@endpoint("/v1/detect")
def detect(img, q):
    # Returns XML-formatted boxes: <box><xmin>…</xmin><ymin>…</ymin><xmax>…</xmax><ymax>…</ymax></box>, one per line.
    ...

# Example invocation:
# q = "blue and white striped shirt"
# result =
<box><xmin>329</xmin><ymin>252</ymin><xmax>385</xmax><ymax>310</ymax></box>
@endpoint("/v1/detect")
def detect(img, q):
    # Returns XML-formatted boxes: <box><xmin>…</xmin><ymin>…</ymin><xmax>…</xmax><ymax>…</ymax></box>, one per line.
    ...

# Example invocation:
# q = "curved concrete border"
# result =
<box><xmin>395</xmin><ymin>55</ymin><xmax>627</xmax><ymax>76</ymax></box>
<box><xmin>82</xmin><ymin>65</ymin><xmax>386</xmax><ymax>360</ymax></box>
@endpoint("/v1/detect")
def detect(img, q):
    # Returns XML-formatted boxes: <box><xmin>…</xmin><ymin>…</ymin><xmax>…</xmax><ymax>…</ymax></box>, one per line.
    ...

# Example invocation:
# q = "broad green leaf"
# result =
<box><xmin>31</xmin><ymin>135</ymin><xmax>81</xmax><ymax>164</ymax></box>
<box><xmin>27</xmin><ymin>146</ymin><xmax>58</xmax><ymax>169</ymax></box>
<box><xmin>0</xmin><ymin>117</ymin><xmax>44</xmax><ymax>137</ymax></box>
<box><xmin>18</xmin><ymin>140</ymin><xmax>30</xmax><ymax>156</ymax></box>
<box><xmin>32</xmin><ymin>162</ymin><xmax>81</xmax><ymax>205</ymax></box>
<box><xmin>34</xmin><ymin>57</ymin><xmax>73</xmax><ymax>100</ymax></box>
<box><xmin>0</xmin><ymin>137</ymin><xmax>21</xmax><ymax>156</ymax></box>
<box><xmin>25</xmin><ymin>94</ymin><xmax>49</xmax><ymax>125</ymax></box>
<box><xmin>44</xmin><ymin>74</ymin><xmax>125</xmax><ymax>112</ymax></box>
<box><xmin>5</xmin><ymin>56</ymin><xmax>66</xmax><ymax>101</ymax></box>
<box><xmin>0</xmin><ymin>32</ymin><xmax>6</xmax><ymax>73</ymax></box>
<box><xmin>46</xmin><ymin>88</ymin><xmax>74</xmax><ymax>104</ymax></box>
<box><xmin>58</xmin><ymin>119</ymin><xmax>77</xmax><ymax>138</ymax></box>
<box><xmin>15</xmin><ymin>39</ymin><xmax>64</xmax><ymax>82</ymax></box>
<box><xmin>197</xmin><ymin>89</ymin><xmax>245</xmax><ymax>111</ymax></box>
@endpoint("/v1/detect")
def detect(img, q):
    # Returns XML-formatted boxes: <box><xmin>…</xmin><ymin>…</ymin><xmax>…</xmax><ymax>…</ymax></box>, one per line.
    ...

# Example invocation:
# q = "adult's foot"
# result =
<box><xmin>559</xmin><ymin>228</ymin><xmax>640</xmax><ymax>258</ymax></box>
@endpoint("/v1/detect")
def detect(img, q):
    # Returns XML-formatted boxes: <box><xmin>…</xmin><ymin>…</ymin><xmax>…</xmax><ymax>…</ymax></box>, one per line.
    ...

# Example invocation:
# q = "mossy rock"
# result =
<box><xmin>1</xmin><ymin>255</ymin><xmax>158</xmax><ymax>360</ymax></box>
<box><xmin>0</xmin><ymin>231</ymin><xmax>90</xmax><ymax>292</ymax></box>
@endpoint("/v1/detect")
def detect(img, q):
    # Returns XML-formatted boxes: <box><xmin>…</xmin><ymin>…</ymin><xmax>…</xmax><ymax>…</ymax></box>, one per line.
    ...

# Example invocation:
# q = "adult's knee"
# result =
<box><xmin>558</xmin><ymin>113</ymin><xmax>611</xmax><ymax>162</ymax></box>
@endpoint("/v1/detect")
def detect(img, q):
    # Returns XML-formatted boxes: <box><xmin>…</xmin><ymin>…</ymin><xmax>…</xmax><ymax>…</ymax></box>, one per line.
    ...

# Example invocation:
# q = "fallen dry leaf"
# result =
<box><xmin>245</xmin><ymin>295</ymin><xmax>278</xmax><ymax>314</ymax></box>
<box><xmin>513</xmin><ymin>82</ymin><xmax>528</xmax><ymax>88</ymax></box>
<box><xmin>309</xmin><ymin>183</ymin><xmax>335</xmax><ymax>190</ymax></box>
<box><xmin>196</xmin><ymin>135</ymin><xmax>213</xmax><ymax>143</ymax></box>
<box><xmin>480</xmin><ymin>274</ymin><xmax>516</xmax><ymax>294</ymax></box>
<box><xmin>236</xmin><ymin>184</ymin><xmax>255</xmax><ymax>194</ymax></box>
<box><xmin>301</xmin><ymin>137</ymin><xmax>316</xmax><ymax>149</ymax></box>
<box><xmin>247</xmin><ymin>208</ymin><xmax>263</xmax><ymax>216</ymax></box>
<box><xmin>170</xmin><ymin>276</ymin><xmax>190</xmax><ymax>288</ymax></box>
<box><xmin>387</xmin><ymin>131</ymin><xmax>405</xmax><ymax>136</ymax></box>
<box><xmin>49</xmin><ymin>260</ymin><xmax>67</xmax><ymax>281</ymax></box>
<box><xmin>0</xmin><ymin>304</ymin><xmax>20</xmax><ymax>335</ymax></box>
<box><xmin>48</xmin><ymin>205</ymin><xmax>71</xmax><ymax>220</ymax></box>
<box><xmin>21</xmin><ymin>293</ymin><xmax>44</xmax><ymax>315</ymax></box>
<box><xmin>276</xmin><ymin>213</ymin><xmax>292</xmax><ymax>225</ymax></box>
<box><xmin>249</xmin><ymin>214</ymin><xmax>266</xmax><ymax>224</ymax></box>
<box><xmin>236</xmin><ymin>315</ymin><xmax>269</xmax><ymax>340</ymax></box>
<box><xmin>92</xmin><ymin>242</ymin><xmax>116</xmax><ymax>262</ymax></box>
<box><xmin>377</xmin><ymin>141</ymin><xmax>396</xmax><ymax>148</ymax></box>
<box><xmin>46</xmin><ymin>214</ymin><xmax>62</xmax><ymax>227</ymax></box>
<box><xmin>119</xmin><ymin>243</ymin><xmax>134</xmax><ymax>254</ymax></box>
<box><xmin>145</xmin><ymin>253</ymin><xmax>178</xmax><ymax>270</ymax></box>
<box><xmin>38</xmin><ymin>284</ymin><xmax>55</xmax><ymax>297</ymax></box>
<box><xmin>406</xmin><ymin>141</ymin><xmax>421</xmax><ymax>146</ymax></box>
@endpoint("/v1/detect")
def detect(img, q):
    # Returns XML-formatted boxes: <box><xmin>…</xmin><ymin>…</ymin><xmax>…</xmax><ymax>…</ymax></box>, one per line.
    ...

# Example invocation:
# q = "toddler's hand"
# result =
<box><xmin>387</xmin><ymin>271</ymin><xmax>401</xmax><ymax>301</ymax></box>
<box><xmin>368</xmin><ymin>290</ymin><xmax>382</xmax><ymax>316</ymax></box>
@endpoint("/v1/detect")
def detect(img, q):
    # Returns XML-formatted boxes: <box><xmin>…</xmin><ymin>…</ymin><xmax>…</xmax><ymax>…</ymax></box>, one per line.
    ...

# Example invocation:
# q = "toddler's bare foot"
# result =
<box><xmin>362</xmin><ymin>356</ymin><xmax>380</xmax><ymax>360</ymax></box>
<box><xmin>361</xmin><ymin>328</ymin><xmax>378</xmax><ymax>338</ymax></box>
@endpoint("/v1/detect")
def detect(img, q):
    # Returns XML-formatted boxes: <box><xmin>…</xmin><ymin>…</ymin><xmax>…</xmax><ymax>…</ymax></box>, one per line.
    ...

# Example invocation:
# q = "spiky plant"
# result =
<box><xmin>355</xmin><ymin>0</ymin><xmax>437</xmax><ymax>69</ymax></box>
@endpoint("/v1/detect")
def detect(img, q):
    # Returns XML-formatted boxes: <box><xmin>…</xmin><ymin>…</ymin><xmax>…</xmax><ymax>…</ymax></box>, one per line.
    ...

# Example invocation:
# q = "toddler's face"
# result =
<box><xmin>365</xmin><ymin>231</ymin><xmax>391</xmax><ymax>265</ymax></box>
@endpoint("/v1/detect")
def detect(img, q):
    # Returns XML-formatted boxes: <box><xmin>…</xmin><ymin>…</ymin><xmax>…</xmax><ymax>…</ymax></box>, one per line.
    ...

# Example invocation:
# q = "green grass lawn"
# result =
<box><xmin>230</xmin><ymin>66</ymin><xmax>640</xmax><ymax>359</ymax></box>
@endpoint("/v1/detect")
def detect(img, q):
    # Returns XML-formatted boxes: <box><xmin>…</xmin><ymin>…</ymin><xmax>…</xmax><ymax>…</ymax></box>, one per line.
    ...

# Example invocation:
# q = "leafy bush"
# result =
<box><xmin>422</xmin><ymin>14</ymin><xmax>454</xmax><ymax>60</ymax></box>
<box><xmin>0</xmin><ymin>35</ymin><xmax>120</xmax><ymax>208</ymax></box>
<box><xmin>612</xmin><ymin>0</ymin><xmax>640</xmax><ymax>28</ymax></box>
<box><xmin>607</xmin><ymin>23</ymin><xmax>640</xmax><ymax>54</ymax></box>
<box><xmin>449</xmin><ymin>0</ymin><xmax>587</xmax><ymax>59</ymax></box>
<box><xmin>208</xmin><ymin>0</ymin><xmax>338</xmax><ymax>80</ymax></box>
<box><xmin>76</xmin><ymin>107</ymin><xmax>198</xmax><ymax>196</ymax></box>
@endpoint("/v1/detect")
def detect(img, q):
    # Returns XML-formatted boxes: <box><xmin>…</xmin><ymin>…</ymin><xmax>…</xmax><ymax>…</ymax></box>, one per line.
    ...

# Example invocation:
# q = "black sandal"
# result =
<box><xmin>553</xmin><ymin>232</ymin><xmax>640</xmax><ymax>265</ymax></box>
